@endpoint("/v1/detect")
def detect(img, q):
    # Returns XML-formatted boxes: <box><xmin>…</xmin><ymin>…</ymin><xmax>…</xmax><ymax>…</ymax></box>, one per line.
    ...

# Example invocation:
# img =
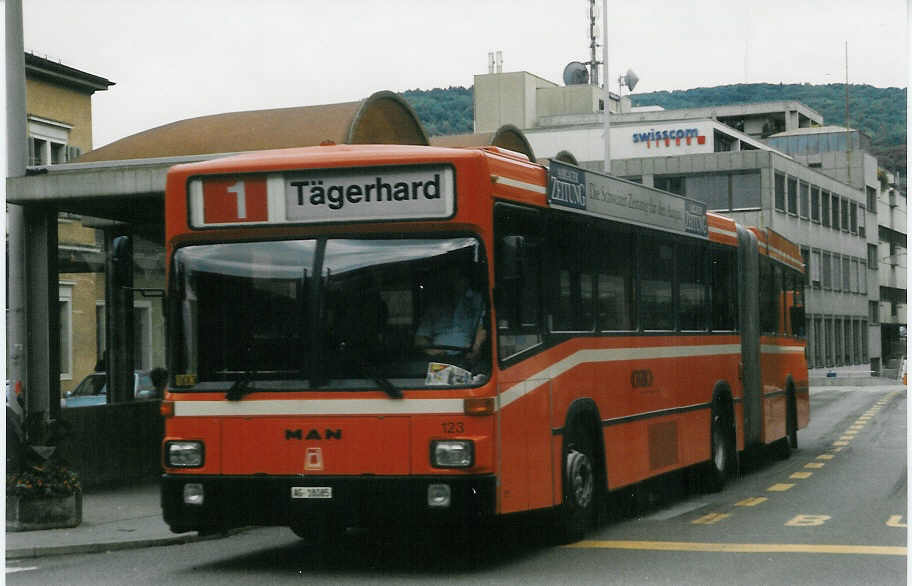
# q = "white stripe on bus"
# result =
<box><xmin>173</xmin><ymin>398</ymin><xmax>465</xmax><ymax>417</ymax></box>
<box><xmin>760</xmin><ymin>344</ymin><xmax>805</xmax><ymax>354</ymax></box>
<box><xmin>499</xmin><ymin>344</ymin><xmax>741</xmax><ymax>409</ymax></box>
<box><xmin>708</xmin><ymin>226</ymin><xmax>738</xmax><ymax>240</ymax></box>
<box><xmin>173</xmin><ymin>343</ymin><xmax>798</xmax><ymax>417</ymax></box>
<box><xmin>491</xmin><ymin>175</ymin><xmax>547</xmax><ymax>194</ymax></box>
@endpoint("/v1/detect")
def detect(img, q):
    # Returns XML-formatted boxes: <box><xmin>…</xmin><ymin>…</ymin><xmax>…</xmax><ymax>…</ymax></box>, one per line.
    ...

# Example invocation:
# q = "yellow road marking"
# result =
<box><xmin>790</xmin><ymin>472</ymin><xmax>813</xmax><ymax>479</ymax></box>
<box><xmin>831</xmin><ymin>446</ymin><xmax>845</xmax><ymax>452</ymax></box>
<box><xmin>566</xmin><ymin>540</ymin><xmax>906</xmax><ymax>556</ymax></box>
<box><xmin>886</xmin><ymin>516</ymin><xmax>907</xmax><ymax>528</ymax></box>
<box><xmin>692</xmin><ymin>513</ymin><xmax>731</xmax><ymax>525</ymax></box>
<box><xmin>768</xmin><ymin>483</ymin><xmax>794</xmax><ymax>492</ymax></box>
<box><xmin>805</xmin><ymin>462</ymin><xmax>824</xmax><ymax>469</ymax></box>
<box><xmin>786</xmin><ymin>514</ymin><xmax>831</xmax><ymax>526</ymax></box>
<box><xmin>817</xmin><ymin>454</ymin><xmax>834</xmax><ymax>460</ymax></box>
<box><xmin>736</xmin><ymin>497</ymin><xmax>768</xmax><ymax>507</ymax></box>
<box><xmin>833</xmin><ymin>441</ymin><xmax>849</xmax><ymax>446</ymax></box>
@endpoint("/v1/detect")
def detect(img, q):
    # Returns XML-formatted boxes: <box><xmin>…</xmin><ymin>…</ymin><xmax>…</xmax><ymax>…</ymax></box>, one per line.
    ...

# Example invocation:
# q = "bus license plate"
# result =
<box><xmin>291</xmin><ymin>486</ymin><xmax>332</xmax><ymax>499</ymax></box>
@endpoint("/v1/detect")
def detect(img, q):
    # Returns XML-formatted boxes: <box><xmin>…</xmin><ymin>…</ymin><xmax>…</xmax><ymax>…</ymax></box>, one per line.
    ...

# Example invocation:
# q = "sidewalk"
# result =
<box><xmin>808</xmin><ymin>363</ymin><xmax>907</xmax><ymax>388</ymax></box>
<box><xmin>6</xmin><ymin>367</ymin><xmax>905</xmax><ymax>560</ymax></box>
<box><xmin>5</xmin><ymin>479</ymin><xmax>219</xmax><ymax>560</ymax></box>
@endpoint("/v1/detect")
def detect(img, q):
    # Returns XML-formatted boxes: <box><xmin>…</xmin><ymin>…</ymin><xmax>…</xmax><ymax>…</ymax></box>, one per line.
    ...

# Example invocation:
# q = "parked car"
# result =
<box><xmin>61</xmin><ymin>371</ymin><xmax>158</xmax><ymax>407</ymax></box>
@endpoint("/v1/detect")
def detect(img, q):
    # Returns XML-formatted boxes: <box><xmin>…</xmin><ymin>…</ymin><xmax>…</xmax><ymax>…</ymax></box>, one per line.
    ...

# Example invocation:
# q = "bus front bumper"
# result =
<box><xmin>161</xmin><ymin>474</ymin><xmax>497</xmax><ymax>534</ymax></box>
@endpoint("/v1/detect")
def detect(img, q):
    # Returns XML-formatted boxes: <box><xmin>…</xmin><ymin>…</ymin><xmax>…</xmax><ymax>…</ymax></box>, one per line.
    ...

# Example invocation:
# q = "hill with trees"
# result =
<box><xmin>400</xmin><ymin>83</ymin><xmax>906</xmax><ymax>177</ymax></box>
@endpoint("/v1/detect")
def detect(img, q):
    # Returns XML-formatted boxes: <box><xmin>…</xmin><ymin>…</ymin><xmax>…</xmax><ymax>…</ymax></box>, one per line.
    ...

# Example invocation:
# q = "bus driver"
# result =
<box><xmin>414</xmin><ymin>265</ymin><xmax>486</xmax><ymax>361</ymax></box>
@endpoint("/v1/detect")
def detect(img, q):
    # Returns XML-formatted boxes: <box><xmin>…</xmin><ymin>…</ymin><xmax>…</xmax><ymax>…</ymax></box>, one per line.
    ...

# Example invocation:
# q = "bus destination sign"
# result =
<box><xmin>189</xmin><ymin>165</ymin><xmax>454</xmax><ymax>227</ymax></box>
<box><xmin>547</xmin><ymin>160</ymin><xmax>708</xmax><ymax>238</ymax></box>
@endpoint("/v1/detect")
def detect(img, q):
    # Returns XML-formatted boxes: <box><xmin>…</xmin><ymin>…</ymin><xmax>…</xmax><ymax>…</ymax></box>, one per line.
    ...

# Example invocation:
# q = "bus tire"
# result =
<box><xmin>554</xmin><ymin>423</ymin><xmax>598</xmax><ymax>544</ymax></box>
<box><xmin>786</xmin><ymin>386</ymin><xmax>798</xmax><ymax>449</ymax></box>
<box><xmin>774</xmin><ymin>387</ymin><xmax>798</xmax><ymax>459</ymax></box>
<box><xmin>702</xmin><ymin>406</ymin><xmax>734</xmax><ymax>493</ymax></box>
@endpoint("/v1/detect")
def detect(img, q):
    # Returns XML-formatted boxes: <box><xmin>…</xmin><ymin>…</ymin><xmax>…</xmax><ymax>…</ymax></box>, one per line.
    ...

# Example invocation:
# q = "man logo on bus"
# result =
<box><xmin>285</xmin><ymin>429</ymin><xmax>343</xmax><ymax>440</ymax></box>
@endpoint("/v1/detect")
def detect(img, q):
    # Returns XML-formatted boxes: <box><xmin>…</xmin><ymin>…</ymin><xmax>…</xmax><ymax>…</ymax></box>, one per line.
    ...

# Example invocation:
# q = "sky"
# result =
<box><xmin>22</xmin><ymin>0</ymin><xmax>910</xmax><ymax>149</ymax></box>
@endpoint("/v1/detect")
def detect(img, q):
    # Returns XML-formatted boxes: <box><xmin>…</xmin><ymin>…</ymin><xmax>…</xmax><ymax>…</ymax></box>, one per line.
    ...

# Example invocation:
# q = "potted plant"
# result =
<box><xmin>6</xmin><ymin>416</ymin><xmax>83</xmax><ymax>532</ymax></box>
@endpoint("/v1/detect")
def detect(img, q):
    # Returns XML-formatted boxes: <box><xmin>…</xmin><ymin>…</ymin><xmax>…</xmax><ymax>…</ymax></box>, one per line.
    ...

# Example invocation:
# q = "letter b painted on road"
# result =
<box><xmin>786</xmin><ymin>514</ymin><xmax>831</xmax><ymax>527</ymax></box>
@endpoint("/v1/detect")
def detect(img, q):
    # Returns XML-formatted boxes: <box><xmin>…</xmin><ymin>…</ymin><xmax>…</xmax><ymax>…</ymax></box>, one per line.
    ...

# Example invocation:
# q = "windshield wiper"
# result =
<box><xmin>226</xmin><ymin>369</ymin><xmax>256</xmax><ymax>401</ymax></box>
<box><xmin>338</xmin><ymin>342</ymin><xmax>402</xmax><ymax>399</ymax></box>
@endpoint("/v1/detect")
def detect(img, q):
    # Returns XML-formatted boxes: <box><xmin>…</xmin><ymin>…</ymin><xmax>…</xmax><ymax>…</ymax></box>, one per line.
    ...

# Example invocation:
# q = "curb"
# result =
<box><xmin>5</xmin><ymin>528</ymin><xmax>248</xmax><ymax>560</ymax></box>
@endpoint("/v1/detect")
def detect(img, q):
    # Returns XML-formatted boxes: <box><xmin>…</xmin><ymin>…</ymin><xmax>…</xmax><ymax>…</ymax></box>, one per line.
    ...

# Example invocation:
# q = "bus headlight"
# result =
<box><xmin>431</xmin><ymin>440</ymin><xmax>474</xmax><ymax>468</ymax></box>
<box><xmin>166</xmin><ymin>441</ymin><xmax>204</xmax><ymax>468</ymax></box>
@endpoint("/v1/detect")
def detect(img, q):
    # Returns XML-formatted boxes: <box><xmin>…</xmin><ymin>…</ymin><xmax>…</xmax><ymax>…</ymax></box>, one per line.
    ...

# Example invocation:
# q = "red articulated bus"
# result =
<box><xmin>159</xmin><ymin>144</ymin><xmax>808</xmax><ymax>542</ymax></box>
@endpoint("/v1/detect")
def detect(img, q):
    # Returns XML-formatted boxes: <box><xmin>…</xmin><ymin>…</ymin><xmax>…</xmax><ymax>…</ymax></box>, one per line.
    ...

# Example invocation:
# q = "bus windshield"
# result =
<box><xmin>171</xmin><ymin>236</ymin><xmax>490</xmax><ymax>391</ymax></box>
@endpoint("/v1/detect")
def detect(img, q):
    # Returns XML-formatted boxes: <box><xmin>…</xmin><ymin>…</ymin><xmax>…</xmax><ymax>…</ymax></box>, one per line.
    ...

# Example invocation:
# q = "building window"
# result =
<box><xmin>787</xmin><ymin>177</ymin><xmax>798</xmax><ymax>215</ymax></box>
<box><xmin>868</xmin><ymin>244</ymin><xmax>878</xmax><ymax>269</ymax></box>
<box><xmin>861</xmin><ymin>319</ymin><xmax>868</xmax><ymax>363</ymax></box>
<box><xmin>810</xmin><ymin>186</ymin><xmax>820</xmax><ymax>222</ymax></box>
<box><xmin>858</xmin><ymin>206</ymin><xmax>866</xmax><ymax>238</ymax></box>
<box><xmin>849</xmin><ymin>202</ymin><xmax>857</xmax><ymax>234</ymax></box>
<box><xmin>774</xmin><ymin>173</ymin><xmax>786</xmax><ymax>211</ymax></box>
<box><xmin>821</xmin><ymin>191</ymin><xmax>831</xmax><ymax>227</ymax></box>
<box><xmin>714</xmin><ymin>131</ymin><xmax>735</xmax><ymax>152</ymax></box>
<box><xmin>731</xmin><ymin>171</ymin><xmax>761</xmax><ymax>209</ymax></box>
<box><xmin>859</xmin><ymin>259</ymin><xmax>867</xmax><ymax>294</ymax></box>
<box><xmin>869</xmin><ymin>301</ymin><xmax>880</xmax><ymax>324</ymax></box>
<box><xmin>821</xmin><ymin>252</ymin><xmax>831</xmax><ymax>289</ymax></box>
<box><xmin>800</xmin><ymin>247</ymin><xmax>810</xmax><ymax>287</ymax></box>
<box><xmin>841</xmin><ymin>198</ymin><xmax>850</xmax><ymax>231</ymax></box>
<box><xmin>832</xmin><ymin>254</ymin><xmax>841</xmax><ymax>292</ymax></box>
<box><xmin>654</xmin><ymin>175</ymin><xmax>685</xmax><ymax>196</ymax></box>
<box><xmin>843</xmin><ymin>257</ymin><xmax>851</xmax><ymax>292</ymax></box>
<box><xmin>834</xmin><ymin>318</ymin><xmax>843</xmax><ymax>366</ymax></box>
<box><xmin>28</xmin><ymin>116</ymin><xmax>75</xmax><ymax>167</ymax></box>
<box><xmin>59</xmin><ymin>285</ymin><xmax>74</xmax><ymax>380</ymax></box>
<box><xmin>814</xmin><ymin>317</ymin><xmax>826</xmax><ymax>368</ymax></box>
<box><xmin>799</xmin><ymin>182</ymin><xmax>809</xmax><ymax>218</ymax></box>
<box><xmin>811</xmin><ymin>250</ymin><xmax>821</xmax><ymax>288</ymax></box>
<box><xmin>866</xmin><ymin>185</ymin><xmax>877</xmax><ymax>210</ymax></box>
<box><xmin>831</xmin><ymin>194</ymin><xmax>840</xmax><ymax>229</ymax></box>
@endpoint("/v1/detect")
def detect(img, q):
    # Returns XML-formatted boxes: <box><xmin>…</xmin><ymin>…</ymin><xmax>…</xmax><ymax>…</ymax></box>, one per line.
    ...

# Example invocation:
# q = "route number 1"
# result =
<box><xmin>226</xmin><ymin>181</ymin><xmax>247</xmax><ymax>219</ymax></box>
<box><xmin>201</xmin><ymin>176</ymin><xmax>268</xmax><ymax>224</ymax></box>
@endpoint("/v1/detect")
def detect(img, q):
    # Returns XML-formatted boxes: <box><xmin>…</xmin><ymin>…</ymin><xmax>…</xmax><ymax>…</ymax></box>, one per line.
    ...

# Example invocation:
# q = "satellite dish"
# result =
<box><xmin>622</xmin><ymin>68</ymin><xmax>639</xmax><ymax>92</ymax></box>
<box><xmin>563</xmin><ymin>61</ymin><xmax>589</xmax><ymax>86</ymax></box>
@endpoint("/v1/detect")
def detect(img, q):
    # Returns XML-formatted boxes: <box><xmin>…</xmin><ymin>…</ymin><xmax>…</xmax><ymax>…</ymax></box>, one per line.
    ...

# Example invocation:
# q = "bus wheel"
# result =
<box><xmin>774</xmin><ymin>390</ymin><xmax>798</xmax><ymax>459</ymax></box>
<box><xmin>786</xmin><ymin>388</ymin><xmax>798</xmax><ymax>449</ymax></box>
<box><xmin>555</xmin><ymin>426</ymin><xmax>597</xmax><ymax>544</ymax></box>
<box><xmin>703</xmin><ymin>409</ymin><xmax>733</xmax><ymax>493</ymax></box>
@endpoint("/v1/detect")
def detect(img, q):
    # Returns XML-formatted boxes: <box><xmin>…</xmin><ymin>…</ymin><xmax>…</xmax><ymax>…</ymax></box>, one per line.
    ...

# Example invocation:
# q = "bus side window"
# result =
<box><xmin>494</xmin><ymin>205</ymin><xmax>543</xmax><ymax>361</ymax></box>
<box><xmin>710</xmin><ymin>246</ymin><xmax>737</xmax><ymax>331</ymax></box>
<box><xmin>638</xmin><ymin>233</ymin><xmax>674</xmax><ymax>331</ymax></box>
<box><xmin>758</xmin><ymin>257</ymin><xmax>777</xmax><ymax>334</ymax></box>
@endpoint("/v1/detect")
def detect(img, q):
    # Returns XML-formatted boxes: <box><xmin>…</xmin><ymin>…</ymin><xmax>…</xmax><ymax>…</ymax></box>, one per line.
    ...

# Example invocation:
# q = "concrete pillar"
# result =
<box><xmin>24</xmin><ymin>206</ymin><xmax>61</xmax><ymax>424</ymax></box>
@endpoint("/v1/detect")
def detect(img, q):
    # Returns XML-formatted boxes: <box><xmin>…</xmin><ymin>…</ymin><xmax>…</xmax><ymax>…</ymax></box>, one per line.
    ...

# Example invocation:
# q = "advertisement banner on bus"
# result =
<box><xmin>547</xmin><ymin>160</ymin><xmax>708</xmax><ymax>238</ymax></box>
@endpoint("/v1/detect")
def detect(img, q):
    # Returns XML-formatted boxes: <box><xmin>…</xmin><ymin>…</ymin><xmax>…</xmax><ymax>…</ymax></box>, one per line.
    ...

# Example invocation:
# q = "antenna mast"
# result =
<box><xmin>588</xmin><ymin>0</ymin><xmax>601</xmax><ymax>86</ymax></box>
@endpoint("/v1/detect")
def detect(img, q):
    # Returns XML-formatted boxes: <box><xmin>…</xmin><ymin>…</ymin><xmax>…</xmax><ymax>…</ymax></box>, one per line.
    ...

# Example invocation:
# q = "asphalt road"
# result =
<box><xmin>7</xmin><ymin>386</ymin><xmax>907</xmax><ymax>585</ymax></box>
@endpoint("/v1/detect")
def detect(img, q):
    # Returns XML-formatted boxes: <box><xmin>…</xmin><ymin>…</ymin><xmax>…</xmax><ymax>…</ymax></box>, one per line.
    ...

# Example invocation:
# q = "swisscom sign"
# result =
<box><xmin>546</xmin><ymin>160</ymin><xmax>708</xmax><ymax>238</ymax></box>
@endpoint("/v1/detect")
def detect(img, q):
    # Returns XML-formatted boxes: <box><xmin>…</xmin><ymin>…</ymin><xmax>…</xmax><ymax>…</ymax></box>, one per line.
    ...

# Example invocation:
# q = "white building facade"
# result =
<box><xmin>474</xmin><ymin>70</ymin><xmax>906</xmax><ymax>372</ymax></box>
